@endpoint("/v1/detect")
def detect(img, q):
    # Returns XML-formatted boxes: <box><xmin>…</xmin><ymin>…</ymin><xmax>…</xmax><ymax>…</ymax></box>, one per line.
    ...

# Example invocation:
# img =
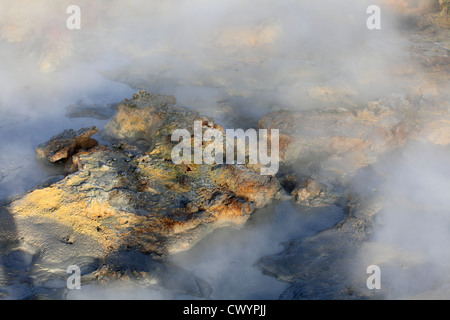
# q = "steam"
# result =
<box><xmin>0</xmin><ymin>0</ymin><xmax>410</xmax><ymax>198</ymax></box>
<box><xmin>1</xmin><ymin>0</ymin><xmax>446</xmax><ymax>299</ymax></box>
<box><xmin>1</xmin><ymin>0</ymin><xmax>412</xmax><ymax>120</ymax></box>
<box><xmin>356</xmin><ymin>143</ymin><xmax>450</xmax><ymax>299</ymax></box>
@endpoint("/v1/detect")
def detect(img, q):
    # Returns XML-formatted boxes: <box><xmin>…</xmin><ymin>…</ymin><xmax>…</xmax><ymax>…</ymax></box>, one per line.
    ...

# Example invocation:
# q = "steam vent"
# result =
<box><xmin>0</xmin><ymin>0</ymin><xmax>449</xmax><ymax>302</ymax></box>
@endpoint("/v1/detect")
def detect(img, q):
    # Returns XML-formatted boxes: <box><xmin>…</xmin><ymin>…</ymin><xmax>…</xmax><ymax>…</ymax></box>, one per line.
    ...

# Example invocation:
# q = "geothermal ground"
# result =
<box><xmin>0</xmin><ymin>1</ymin><xmax>449</xmax><ymax>300</ymax></box>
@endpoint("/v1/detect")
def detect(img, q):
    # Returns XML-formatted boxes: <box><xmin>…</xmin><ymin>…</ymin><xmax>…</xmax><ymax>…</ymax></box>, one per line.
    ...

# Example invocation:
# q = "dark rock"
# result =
<box><xmin>255</xmin><ymin>194</ymin><xmax>383</xmax><ymax>300</ymax></box>
<box><xmin>65</xmin><ymin>103</ymin><xmax>117</xmax><ymax>120</ymax></box>
<box><xmin>36</xmin><ymin>126</ymin><xmax>99</xmax><ymax>163</ymax></box>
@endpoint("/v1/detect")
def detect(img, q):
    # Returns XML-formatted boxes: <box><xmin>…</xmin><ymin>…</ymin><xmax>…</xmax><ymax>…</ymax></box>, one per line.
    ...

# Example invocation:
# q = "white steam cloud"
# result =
<box><xmin>0</xmin><ymin>0</ymin><xmax>408</xmax><ymax>197</ymax></box>
<box><xmin>358</xmin><ymin>143</ymin><xmax>450</xmax><ymax>299</ymax></box>
<box><xmin>1</xmin><ymin>0</ymin><xmax>447</xmax><ymax>299</ymax></box>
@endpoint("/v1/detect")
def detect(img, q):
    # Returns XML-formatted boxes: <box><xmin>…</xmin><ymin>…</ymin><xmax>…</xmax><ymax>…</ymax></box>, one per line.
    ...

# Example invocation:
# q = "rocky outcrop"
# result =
<box><xmin>11</xmin><ymin>91</ymin><xmax>283</xmax><ymax>262</ymax></box>
<box><xmin>102</xmin><ymin>90</ymin><xmax>177</xmax><ymax>149</ymax></box>
<box><xmin>259</xmin><ymin>105</ymin><xmax>410</xmax><ymax>180</ymax></box>
<box><xmin>3</xmin><ymin>90</ymin><xmax>287</xmax><ymax>297</ymax></box>
<box><xmin>259</xmin><ymin>94</ymin><xmax>450</xmax><ymax>182</ymax></box>
<box><xmin>255</xmin><ymin>193</ymin><xmax>384</xmax><ymax>299</ymax></box>
<box><xmin>36</xmin><ymin>126</ymin><xmax>99</xmax><ymax>164</ymax></box>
